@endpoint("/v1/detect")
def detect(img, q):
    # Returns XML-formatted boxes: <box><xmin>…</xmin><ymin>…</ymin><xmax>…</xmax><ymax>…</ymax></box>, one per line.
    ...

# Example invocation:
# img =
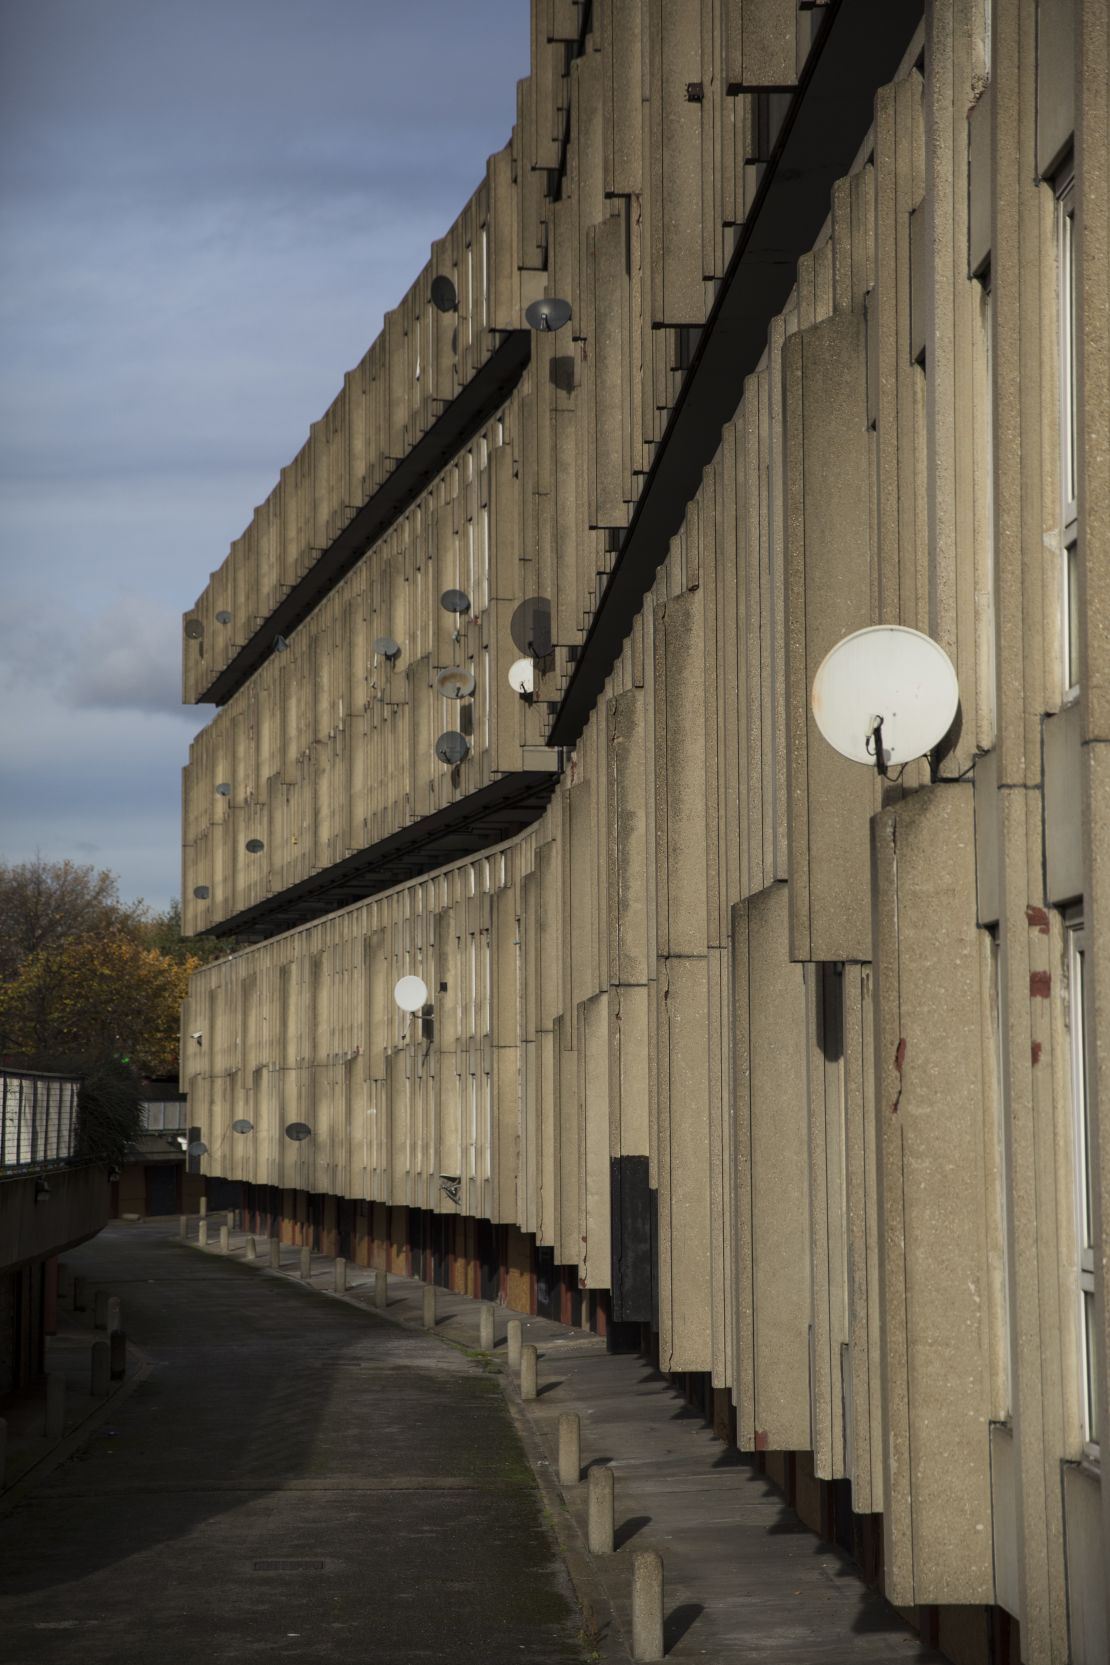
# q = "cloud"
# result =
<box><xmin>66</xmin><ymin>596</ymin><xmax>190</xmax><ymax>717</ymax></box>
<box><xmin>0</xmin><ymin>0</ymin><xmax>530</xmax><ymax>913</ymax></box>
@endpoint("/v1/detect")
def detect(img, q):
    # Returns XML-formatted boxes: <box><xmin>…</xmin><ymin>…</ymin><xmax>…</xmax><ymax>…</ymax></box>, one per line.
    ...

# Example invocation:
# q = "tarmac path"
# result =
<box><xmin>0</xmin><ymin>1224</ymin><xmax>585</xmax><ymax>1665</ymax></box>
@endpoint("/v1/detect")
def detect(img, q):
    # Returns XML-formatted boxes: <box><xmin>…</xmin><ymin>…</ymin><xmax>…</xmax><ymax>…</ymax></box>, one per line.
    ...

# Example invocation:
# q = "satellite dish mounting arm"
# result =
<box><xmin>865</xmin><ymin>715</ymin><xmax>888</xmax><ymax>778</ymax></box>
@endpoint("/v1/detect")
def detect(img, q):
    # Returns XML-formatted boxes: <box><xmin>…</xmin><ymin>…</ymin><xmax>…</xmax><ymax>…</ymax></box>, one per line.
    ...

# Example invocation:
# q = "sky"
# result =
<box><xmin>0</xmin><ymin>0</ymin><xmax>529</xmax><ymax>914</ymax></box>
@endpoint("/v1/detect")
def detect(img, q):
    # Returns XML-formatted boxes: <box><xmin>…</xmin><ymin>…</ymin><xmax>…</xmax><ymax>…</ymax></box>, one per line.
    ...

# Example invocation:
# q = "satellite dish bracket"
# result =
<box><xmin>865</xmin><ymin>715</ymin><xmax>888</xmax><ymax>778</ymax></box>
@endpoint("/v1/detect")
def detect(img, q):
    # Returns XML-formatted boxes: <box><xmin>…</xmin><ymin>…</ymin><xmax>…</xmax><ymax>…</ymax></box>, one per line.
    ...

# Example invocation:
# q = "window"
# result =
<box><xmin>480</xmin><ymin>223</ymin><xmax>489</xmax><ymax>328</ymax></box>
<box><xmin>1057</xmin><ymin>174</ymin><xmax>1079</xmax><ymax>697</ymax></box>
<box><xmin>988</xmin><ymin>928</ymin><xmax>1013</xmax><ymax>1416</ymax></box>
<box><xmin>1065</xmin><ymin>915</ymin><xmax>1099</xmax><ymax>1455</ymax></box>
<box><xmin>975</xmin><ymin>276</ymin><xmax>996</xmax><ymax>741</ymax></box>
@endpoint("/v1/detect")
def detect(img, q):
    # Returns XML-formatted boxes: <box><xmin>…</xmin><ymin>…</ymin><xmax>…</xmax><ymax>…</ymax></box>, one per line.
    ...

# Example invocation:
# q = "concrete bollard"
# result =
<box><xmin>375</xmin><ymin>1268</ymin><xmax>388</xmax><ymax>1310</ymax></box>
<box><xmin>109</xmin><ymin>1330</ymin><xmax>126</xmax><ymax>1380</ymax></box>
<box><xmin>269</xmin><ymin>1237</ymin><xmax>280</xmax><ymax>1270</ymax></box>
<box><xmin>507</xmin><ymin>1318</ymin><xmax>522</xmax><ymax>1372</ymax></box>
<box><xmin>422</xmin><ymin>1286</ymin><xmax>436</xmax><ymax>1330</ymax></box>
<box><xmin>73</xmin><ymin>1276</ymin><xmax>88</xmax><ymax>1312</ymax></box>
<box><xmin>57</xmin><ymin>1263</ymin><xmax>73</xmax><ymax>1299</ymax></box>
<box><xmin>334</xmin><ymin>1257</ymin><xmax>347</xmax><ymax>1293</ymax></box>
<box><xmin>631</xmin><ymin>1551</ymin><xmax>665</xmax><ymax>1662</ymax></box>
<box><xmin>520</xmin><ymin>1343</ymin><xmax>538</xmax><ymax>1401</ymax></box>
<box><xmin>105</xmin><ymin>1297</ymin><xmax>122</xmax><ymax>1336</ymax></box>
<box><xmin>44</xmin><ymin>1372</ymin><xmax>65</xmax><ymax>1439</ymax></box>
<box><xmin>198</xmin><ymin>1219</ymin><xmax>208</xmax><ymax>1247</ymax></box>
<box><xmin>558</xmin><ymin>1412</ymin><xmax>581</xmax><ymax>1486</ymax></box>
<box><xmin>479</xmin><ymin>1302</ymin><xmax>495</xmax><ymax>1352</ymax></box>
<box><xmin>90</xmin><ymin>1341</ymin><xmax>110</xmax><ymax>1397</ymax></box>
<box><xmin>300</xmin><ymin>1245</ymin><xmax>312</xmax><ymax>1281</ymax></box>
<box><xmin>199</xmin><ymin>1196</ymin><xmax>207</xmax><ymax>1218</ymax></box>
<box><xmin>227</xmin><ymin>1210</ymin><xmax>235</xmax><ymax>1232</ymax></box>
<box><xmin>94</xmin><ymin>1290</ymin><xmax>110</xmax><ymax>1330</ymax></box>
<box><xmin>245</xmin><ymin>1235</ymin><xmax>256</xmax><ymax>1262</ymax></box>
<box><xmin>178</xmin><ymin>1215</ymin><xmax>187</xmax><ymax>1239</ymax></box>
<box><xmin>219</xmin><ymin>1225</ymin><xmax>229</xmax><ymax>1254</ymax></box>
<box><xmin>588</xmin><ymin>1465</ymin><xmax>615</xmax><ymax>1554</ymax></box>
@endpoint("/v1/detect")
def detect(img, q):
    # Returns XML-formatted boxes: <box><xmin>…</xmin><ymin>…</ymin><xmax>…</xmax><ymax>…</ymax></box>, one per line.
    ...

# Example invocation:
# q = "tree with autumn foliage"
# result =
<box><xmin>0</xmin><ymin>930</ymin><xmax>200</xmax><ymax>1079</ymax></box>
<box><xmin>0</xmin><ymin>857</ymin><xmax>230</xmax><ymax>1079</ymax></box>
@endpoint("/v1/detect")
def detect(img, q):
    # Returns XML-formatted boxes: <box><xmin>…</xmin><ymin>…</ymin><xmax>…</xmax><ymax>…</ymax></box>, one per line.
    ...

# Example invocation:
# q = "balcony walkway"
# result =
<box><xmin>0</xmin><ymin>1219</ymin><xmax>946</xmax><ymax>1664</ymax></box>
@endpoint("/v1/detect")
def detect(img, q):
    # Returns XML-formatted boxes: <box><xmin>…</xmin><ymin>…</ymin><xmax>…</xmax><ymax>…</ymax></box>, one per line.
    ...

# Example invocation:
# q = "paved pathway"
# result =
<box><xmin>220</xmin><ymin>1225</ymin><xmax>941</xmax><ymax>1662</ymax></box>
<box><xmin>0</xmin><ymin>1223</ymin><xmax>584</xmax><ymax>1665</ymax></box>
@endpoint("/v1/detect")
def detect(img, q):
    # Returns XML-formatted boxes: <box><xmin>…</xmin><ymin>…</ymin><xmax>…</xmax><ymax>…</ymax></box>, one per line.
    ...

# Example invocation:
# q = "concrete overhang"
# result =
<box><xmin>194</xmin><ymin>328</ymin><xmax>532</xmax><ymax>708</ymax></box>
<box><xmin>0</xmin><ymin>1163</ymin><xmax>110</xmax><ymax>1276</ymax></box>
<box><xmin>204</xmin><ymin>767</ymin><xmax>561</xmax><ymax>943</ymax></box>
<box><xmin>547</xmin><ymin>0</ymin><xmax>924</xmax><ymax>749</ymax></box>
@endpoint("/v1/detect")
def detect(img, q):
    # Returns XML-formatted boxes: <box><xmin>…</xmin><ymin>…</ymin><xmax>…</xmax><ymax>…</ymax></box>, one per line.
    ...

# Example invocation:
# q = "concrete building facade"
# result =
<box><xmin>181</xmin><ymin>4</ymin><xmax>1108</xmax><ymax>1660</ymax></box>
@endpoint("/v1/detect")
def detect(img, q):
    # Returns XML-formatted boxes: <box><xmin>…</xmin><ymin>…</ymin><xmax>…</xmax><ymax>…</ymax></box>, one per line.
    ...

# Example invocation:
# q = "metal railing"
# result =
<box><xmin>0</xmin><ymin>1069</ymin><xmax>81</xmax><ymax>1173</ymax></box>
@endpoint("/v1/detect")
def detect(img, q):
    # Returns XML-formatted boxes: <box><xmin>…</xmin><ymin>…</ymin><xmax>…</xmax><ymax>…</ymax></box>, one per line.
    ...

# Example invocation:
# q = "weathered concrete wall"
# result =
<box><xmin>183</xmin><ymin>1</ymin><xmax>1108</xmax><ymax>1655</ymax></box>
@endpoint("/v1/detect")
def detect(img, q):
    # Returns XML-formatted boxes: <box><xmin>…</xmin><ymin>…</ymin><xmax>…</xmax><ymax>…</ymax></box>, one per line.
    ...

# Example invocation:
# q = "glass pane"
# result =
<box><xmin>1066</xmin><ymin>205</ymin><xmax>1077</xmax><ymax>508</ymax></box>
<box><xmin>1067</xmin><ymin>542</ymin><xmax>1081</xmax><ymax>691</ymax></box>
<box><xmin>1075</xmin><ymin>942</ymin><xmax>1093</xmax><ymax>1248</ymax></box>
<box><xmin>1084</xmin><ymin>1291</ymin><xmax>1100</xmax><ymax>1447</ymax></box>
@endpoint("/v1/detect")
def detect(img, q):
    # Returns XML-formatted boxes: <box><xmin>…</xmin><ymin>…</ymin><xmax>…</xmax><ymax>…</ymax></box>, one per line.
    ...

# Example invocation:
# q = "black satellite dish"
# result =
<box><xmin>285</xmin><ymin>1122</ymin><xmax>312</xmax><ymax>1142</ymax></box>
<box><xmin>430</xmin><ymin>275</ymin><xmax>457</xmax><ymax>313</ymax></box>
<box><xmin>525</xmin><ymin>297</ymin><xmax>572</xmax><ymax>333</ymax></box>
<box><xmin>440</xmin><ymin>589</ymin><xmax>470</xmax><ymax>616</ymax></box>
<box><xmin>510</xmin><ymin>596</ymin><xmax>553</xmax><ymax>658</ymax></box>
<box><xmin>435</xmin><ymin>731</ymin><xmax>470</xmax><ymax>766</ymax></box>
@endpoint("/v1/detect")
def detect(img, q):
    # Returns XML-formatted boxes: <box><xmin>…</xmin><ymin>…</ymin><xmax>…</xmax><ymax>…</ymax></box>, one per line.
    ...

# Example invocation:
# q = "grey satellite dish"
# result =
<box><xmin>192</xmin><ymin>884</ymin><xmax>210</xmax><ymax>900</ymax></box>
<box><xmin>525</xmin><ymin>296</ymin><xmax>572</xmax><ymax>333</ymax></box>
<box><xmin>184</xmin><ymin>619</ymin><xmax>204</xmax><ymax>639</ymax></box>
<box><xmin>510</xmin><ymin>596</ymin><xmax>553</xmax><ymax>657</ymax></box>
<box><xmin>273</xmin><ymin>634</ymin><xmax>289</xmax><ymax>653</ymax></box>
<box><xmin>373</xmin><ymin>635</ymin><xmax>401</xmax><ymax>663</ymax></box>
<box><xmin>245</xmin><ymin>837</ymin><xmax>265</xmax><ymax>853</ymax></box>
<box><xmin>187</xmin><ymin>1140</ymin><xmax>208</xmax><ymax>1157</ymax></box>
<box><xmin>215</xmin><ymin>610</ymin><xmax>232</xmax><ymax>625</ymax></box>
<box><xmin>440</xmin><ymin>589</ymin><xmax>471</xmax><ymax>616</ymax></box>
<box><xmin>215</xmin><ymin>782</ymin><xmax>232</xmax><ymax>797</ymax></box>
<box><xmin>435</xmin><ymin>731</ymin><xmax>470</xmax><ymax>766</ymax></box>
<box><xmin>231</xmin><ymin>1118</ymin><xmax>254</xmax><ymax>1135</ymax></box>
<box><xmin>430</xmin><ymin>274</ymin><xmax>457</xmax><ymax>313</ymax></box>
<box><xmin>285</xmin><ymin>1122</ymin><xmax>312</xmax><ymax>1142</ymax></box>
<box><xmin>435</xmin><ymin>667</ymin><xmax>476</xmax><ymax>700</ymax></box>
<box><xmin>811</xmin><ymin>626</ymin><xmax>960</xmax><ymax>776</ymax></box>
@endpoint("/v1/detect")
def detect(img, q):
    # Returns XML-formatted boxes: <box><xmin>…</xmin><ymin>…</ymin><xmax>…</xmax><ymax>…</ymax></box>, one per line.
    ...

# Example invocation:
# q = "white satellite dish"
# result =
<box><xmin>508</xmin><ymin>657</ymin><xmax>534</xmax><ymax>696</ymax></box>
<box><xmin>393</xmin><ymin>974</ymin><xmax>429</xmax><ymax>1013</ymax></box>
<box><xmin>811</xmin><ymin>626</ymin><xmax>959</xmax><ymax>772</ymax></box>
